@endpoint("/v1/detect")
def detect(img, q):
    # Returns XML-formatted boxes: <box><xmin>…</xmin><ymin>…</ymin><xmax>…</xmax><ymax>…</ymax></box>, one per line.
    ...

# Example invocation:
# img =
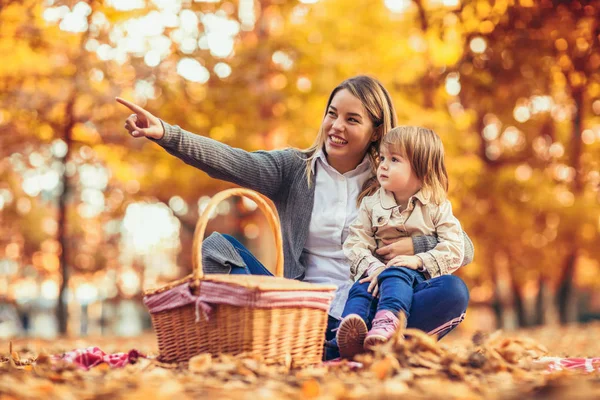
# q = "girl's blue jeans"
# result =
<box><xmin>343</xmin><ymin>267</ymin><xmax>426</xmax><ymax>323</ymax></box>
<box><xmin>220</xmin><ymin>234</ymin><xmax>469</xmax><ymax>360</ymax></box>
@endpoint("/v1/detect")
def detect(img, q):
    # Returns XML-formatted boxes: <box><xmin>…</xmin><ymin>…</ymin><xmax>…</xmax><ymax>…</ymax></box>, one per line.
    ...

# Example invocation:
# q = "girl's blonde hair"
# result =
<box><xmin>360</xmin><ymin>126</ymin><xmax>449</xmax><ymax>205</ymax></box>
<box><xmin>303</xmin><ymin>75</ymin><xmax>397</xmax><ymax>197</ymax></box>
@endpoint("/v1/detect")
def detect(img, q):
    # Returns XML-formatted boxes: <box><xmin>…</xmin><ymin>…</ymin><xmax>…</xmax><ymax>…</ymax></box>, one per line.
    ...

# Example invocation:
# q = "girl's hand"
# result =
<box><xmin>386</xmin><ymin>255</ymin><xmax>422</xmax><ymax>270</ymax></box>
<box><xmin>375</xmin><ymin>237</ymin><xmax>414</xmax><ymax>261</ymax></box>
<box><xmin>359</xmin><ymin>266</ymin><xmax>385</xmax><ymax>297</ymax></box>
<box><xmin>116</xmin><ymin>98</ymin><xmax>165</xmax><ymax>140</ymax></box>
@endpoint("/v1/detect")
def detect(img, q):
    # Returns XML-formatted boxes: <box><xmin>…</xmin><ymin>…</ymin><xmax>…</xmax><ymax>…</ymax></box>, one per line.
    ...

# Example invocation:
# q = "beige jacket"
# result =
<box><xmin>343</xmin><ymin>187</ymin><xmax>464</xmax><ymax>281</ymax></box>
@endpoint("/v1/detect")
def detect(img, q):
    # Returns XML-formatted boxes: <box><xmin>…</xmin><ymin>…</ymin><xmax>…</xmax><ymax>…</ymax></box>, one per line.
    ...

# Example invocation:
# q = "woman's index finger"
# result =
<box><xmin>115</xmin><ymin>97</ymin><xmax>148</xmax><ymax>115</ymax></box>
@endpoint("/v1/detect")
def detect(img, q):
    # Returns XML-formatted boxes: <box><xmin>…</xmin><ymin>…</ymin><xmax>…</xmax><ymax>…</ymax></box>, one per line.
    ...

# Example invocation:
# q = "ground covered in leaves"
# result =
<box><xmin>1</xmin><ymin>323</ymin><xmax>599</xmax><ymax>399</ymax></box>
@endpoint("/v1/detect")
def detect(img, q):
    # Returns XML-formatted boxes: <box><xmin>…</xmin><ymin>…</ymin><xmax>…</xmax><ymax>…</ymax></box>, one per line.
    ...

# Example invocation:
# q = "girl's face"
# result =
<box><xmin>377</xmin><ymin>145</ymin><xmax>422</xmax><ymax>204</ymax></box>
<box><xmin>322</xmin><ymin>89</ymin><xmax>377</xmax><ymax>174</ymax></box>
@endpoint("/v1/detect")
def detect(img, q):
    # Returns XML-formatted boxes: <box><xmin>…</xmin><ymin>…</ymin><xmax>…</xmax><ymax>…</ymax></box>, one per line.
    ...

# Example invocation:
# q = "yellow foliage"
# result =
<box><xmin>519</xmin><ymin>0</ymin><xmax>535</xmax><ymax>7</ymax></box>
<box><xmin>209</xmin><ymin>124</ymin><xmax>236</xmax><ymax>142</ymax></box>
<box><xmin>94</xmin><ymin>145</ymin><xmax>137</xmax><ymax>182</ymax></box>
<box><xmin>74</xmin><ymin>95</ymin><xmax>96</xmax><ymax>118</ymax></box>
<box><xmin>72</xmin><ymin>123</ymin><xmax>101</xmax><ymax>145</ymax></box>
<box><xmin>154</xmin><ymin>162</ymin><xmax>171</xmax><ymax>181</ymax></box>
<box><xmin>427</xmin><ymin>27</ymin><xmax>464</xmax><ymax>67</ymax></box>
<box><xmin>37</xmin><ymin>124</ymin><xmax>54</xmax><ymax>141</ymax></box>
<box><xmin>475</xmin><ymin>0</ymin><xmax>493</xmax><ymax>18</ymax></box>
<box><xmin>492</xmin><ymin>0</ymin><xmax>509</xmax><ymax>15</ymax></box>
<box><xmin>575</xmin><ymin>256</ymin><xmax>600</xmax><ymax>288</ymax></box>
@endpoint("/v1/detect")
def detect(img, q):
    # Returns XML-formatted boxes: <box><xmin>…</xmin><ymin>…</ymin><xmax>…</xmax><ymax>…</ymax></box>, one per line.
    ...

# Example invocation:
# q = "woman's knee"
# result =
<box><xmin>439</xmin><ymin>275</ymin><xmax>470</xmax><ymax>311</ymax></box>
<box><xmin>201</xmin><ymin>232</ymin><xmax>246</xmax><ymax>274</ymax></box>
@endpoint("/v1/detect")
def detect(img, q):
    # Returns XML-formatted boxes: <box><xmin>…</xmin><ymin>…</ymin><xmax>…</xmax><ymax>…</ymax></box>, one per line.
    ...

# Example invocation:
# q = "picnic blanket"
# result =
<box><xmin>52</xmin><ymin>347</ymin><xmax>145</xmax><ymax>370</ymax></box>
<box><xmin>51</xmin><ymin>347</ymin><xmax>600</xmax><ymax>374</ymax></box>
<box><xmin>535</xmin><ymin>356</ymin><xmax>600</xmax><ymax>373</ymax></box>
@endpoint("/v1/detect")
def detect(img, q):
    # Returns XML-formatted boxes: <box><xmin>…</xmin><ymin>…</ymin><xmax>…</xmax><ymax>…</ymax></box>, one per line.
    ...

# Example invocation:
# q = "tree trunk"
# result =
<box><xmin>56</xmin><ymin>94</ymin><xmax>77</xmax><ymax>335</ymax></box>
<box><xmin>534</xmin><ymin>276</ymin><xmax>546</xmax><ymax>325</ymax></box>
<box><xmin>557</xmin><ymin>250</ymin><xmax>579</xmax><ymax>324</ymax></box>
<box><xmin>554</xmin><ymin>86</ymin><xmax>584</xmax><ymax>324</ymax></box>
<box><xmin>535</xmin><ymin>276</ymin><xmax>560</xmax><ymax>326</ymax></box>
<box><xmin>511</xmin><ymin>278</ymin><xmax>527</xmax><ymax>327</ymax></box>
<box><xmin>490</xmin><ymin>251</ymin><xmax>517</xmax><ymax>329</ymax></box>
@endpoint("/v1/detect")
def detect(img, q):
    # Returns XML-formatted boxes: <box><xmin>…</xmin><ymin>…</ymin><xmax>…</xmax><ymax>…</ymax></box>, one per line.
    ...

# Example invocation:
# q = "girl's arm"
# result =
<box><xmin>343</xmin><ymin>199</ymin><xmax>386</xmax><ymax>281</ymax></box>
<box><xmin>415</xmin><ymin>201</ymin><xmax>465</xmax><ymax>278</ymax></box>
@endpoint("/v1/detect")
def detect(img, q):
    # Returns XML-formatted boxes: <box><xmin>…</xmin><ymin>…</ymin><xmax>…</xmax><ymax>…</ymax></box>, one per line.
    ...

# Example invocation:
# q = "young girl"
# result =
<box><xmin>335</xmin><ymin>126</ymin><xmax>465</xmax><ymax>359</ymax></box>
<box><xmin>116</xmin><ymin>76</ymin><xmax>473</xmax><ymax>360</ymax></box>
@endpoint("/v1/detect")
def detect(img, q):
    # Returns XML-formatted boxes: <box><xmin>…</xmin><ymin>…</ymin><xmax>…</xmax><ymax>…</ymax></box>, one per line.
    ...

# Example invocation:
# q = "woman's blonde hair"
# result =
<box><xmin>303</xmin><ymin>75</ymin><xmax>397</xmax><ymax>197</ymax></box>
<box><xmin>361</xmin><ymin>126</ymin><xmax>449</xmax><ymax>205</ymax></box>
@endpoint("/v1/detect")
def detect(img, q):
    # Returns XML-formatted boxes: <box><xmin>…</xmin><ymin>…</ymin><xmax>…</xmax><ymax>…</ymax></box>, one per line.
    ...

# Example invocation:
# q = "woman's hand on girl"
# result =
<box><xmin>385</xmin><ymin>255</ymin><xmax>422</xmax><ymax>270</ymax></box>
<box><xmin>375</xmin><ymin>236</ymin><xmax>414</xmax><ymax>260</ymax></box>
<box><xmin>116</xmin><ymin>98</ymin><xmax>165</xmax><ymax>140</ymax></box>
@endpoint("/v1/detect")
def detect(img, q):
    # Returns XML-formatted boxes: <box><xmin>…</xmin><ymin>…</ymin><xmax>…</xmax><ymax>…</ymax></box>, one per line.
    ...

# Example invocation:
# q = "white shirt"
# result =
<box><xmin>301</xmin><ymin>150</ymin><xmax>373</xmax><ymax>319</ymax></box>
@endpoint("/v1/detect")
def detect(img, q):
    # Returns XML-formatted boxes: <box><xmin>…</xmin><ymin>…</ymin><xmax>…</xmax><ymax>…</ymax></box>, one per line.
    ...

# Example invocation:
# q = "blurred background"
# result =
<box><xmin>0</xmin><ymin>0</ymin><xmax>599</xmax><ymax>339</ymax></box>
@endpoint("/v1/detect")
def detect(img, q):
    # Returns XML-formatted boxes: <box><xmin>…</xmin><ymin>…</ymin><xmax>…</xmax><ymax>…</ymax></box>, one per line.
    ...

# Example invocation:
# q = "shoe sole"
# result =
<box><xmin>336</xmin><ymin>315</ymin><xmax>367</xmax><ymax>359</ymax></box>
<box><xmin>364</xmin><ymin>334</ymin><xmax>388</xmax><ymax>349</ymax></box>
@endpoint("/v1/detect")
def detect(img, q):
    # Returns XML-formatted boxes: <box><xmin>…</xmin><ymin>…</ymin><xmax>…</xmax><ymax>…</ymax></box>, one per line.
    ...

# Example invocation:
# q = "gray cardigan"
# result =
<box><xmin>155</xmin><ymin>121</ymin><xmax>474</xmax><ymax>280</ymax></box>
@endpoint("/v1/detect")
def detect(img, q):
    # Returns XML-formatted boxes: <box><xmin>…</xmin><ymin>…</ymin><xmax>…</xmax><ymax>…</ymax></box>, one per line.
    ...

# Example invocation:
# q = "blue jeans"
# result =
<box><xmin>343</xmin><ymin>267</ymin><xmax>425</xmax><ymax>325</ymax></box>
<box><xmin>216</xmin><ymin>234</ymin><xmax>469</xmax><ymax>360</ymax></box>
<box><xmin>223</xmin><ymin>234</ymin><xmax>274</xmax><ymax>277</ymax></box>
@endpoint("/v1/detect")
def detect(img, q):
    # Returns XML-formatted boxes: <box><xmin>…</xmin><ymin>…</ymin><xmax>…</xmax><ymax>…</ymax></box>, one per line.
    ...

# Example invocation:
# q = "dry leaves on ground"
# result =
<box><xmin>1</xmin><ymin>323</ymin><xmax>599</xmax><ymax>399</ymax></box>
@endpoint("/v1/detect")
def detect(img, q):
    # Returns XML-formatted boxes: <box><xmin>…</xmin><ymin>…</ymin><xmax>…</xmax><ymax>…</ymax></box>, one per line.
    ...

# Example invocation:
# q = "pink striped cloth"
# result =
<box><xmin>143</xmin><ymin>282</ymin><xmax>334</xmax><ymax>321</ymax></box>
<box><xmin>52</xmin><ymin>347</ymin><xmax>145</xmax><ymax>370</ymax></box>
<box><xmin>142</xmin><ymin>282</ymin><xmax>198</xmax><ymax>314</ymax></box>
<box><xmin>536</xmin><ymin>357</ymin><xmax>600</xmax><ymax>373</ymax></box>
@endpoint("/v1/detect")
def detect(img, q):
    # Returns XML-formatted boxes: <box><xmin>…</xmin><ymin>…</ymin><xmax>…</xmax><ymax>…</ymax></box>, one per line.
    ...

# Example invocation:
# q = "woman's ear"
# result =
<box><xmin>371</xmin><ymin>126</ymin><xmax>383</xmax><ymax>142</ymax></box>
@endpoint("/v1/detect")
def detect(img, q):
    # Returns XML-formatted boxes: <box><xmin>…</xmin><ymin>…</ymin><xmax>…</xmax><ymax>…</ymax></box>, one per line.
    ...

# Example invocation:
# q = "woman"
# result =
<box><xmin>117</xmin><ymin>75</ymin><xmax>473</xmax><ymax>359</ymax></box>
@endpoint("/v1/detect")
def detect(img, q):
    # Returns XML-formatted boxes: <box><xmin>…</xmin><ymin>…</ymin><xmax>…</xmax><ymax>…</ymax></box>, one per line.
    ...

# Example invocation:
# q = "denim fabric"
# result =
<box><xmin>222</xmin><ymin>234</ymin><xmax>274</xmax><ymax>276</ymax></box>
<box><xmin>339</xmin><ymin>272</ymin><xmax>468</xmax><ymax>336</ymax></box>
<box><xmin>377</xmin><ymin>267</ymin><xmax>426</xmax><ymax>317</ymax></box>
<box><xmin>323</xmin><ymin>316</ymin><xmax>341</xmax><ymax>360</ymax></box>
<box><xmin>342</xmin><ymin>267</ymin><xmax>425</xmax><ymax>323</ymax></box>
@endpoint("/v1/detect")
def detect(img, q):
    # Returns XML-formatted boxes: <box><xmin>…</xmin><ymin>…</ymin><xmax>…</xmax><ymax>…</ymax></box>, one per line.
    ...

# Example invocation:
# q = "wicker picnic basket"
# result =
<box><xmin>143</xmin><ymin>188</ymin><xmax>337</xmax><ymax>366</ymax></box>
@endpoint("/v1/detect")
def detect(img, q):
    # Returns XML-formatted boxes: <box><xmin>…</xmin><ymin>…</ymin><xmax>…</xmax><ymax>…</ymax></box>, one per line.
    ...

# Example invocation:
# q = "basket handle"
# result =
<box><xmin>192</xmin><ymin>188</ymin><xmax>284</xmax><ymax>280</ymax></box>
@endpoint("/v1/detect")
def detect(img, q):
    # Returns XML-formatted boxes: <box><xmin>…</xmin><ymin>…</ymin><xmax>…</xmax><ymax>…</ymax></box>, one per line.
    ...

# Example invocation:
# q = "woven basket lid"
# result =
<box><xmin>200</xmin><ymin>273</ymin><xmax>337</xmax><ymax>292</ymax></box>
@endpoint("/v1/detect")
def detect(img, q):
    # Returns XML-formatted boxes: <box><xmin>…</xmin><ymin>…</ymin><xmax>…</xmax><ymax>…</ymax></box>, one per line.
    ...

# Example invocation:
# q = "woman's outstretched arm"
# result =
<box><xmin>117</xmin><ymin>98</ymin><xmax>290</xmax><ymax>199</ymax></box>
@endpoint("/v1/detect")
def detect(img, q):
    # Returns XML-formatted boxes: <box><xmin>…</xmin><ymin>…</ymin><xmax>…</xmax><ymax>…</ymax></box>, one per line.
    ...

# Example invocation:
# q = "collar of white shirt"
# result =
<box><xmin>379</xmin><ymin>187</ymin><xmax>431</xmax><ymax>210</ymax></box>
<box><xmin>311</xmin><ymin>148</ymin><xmax>372</xmax><ymax>177</ymax></box>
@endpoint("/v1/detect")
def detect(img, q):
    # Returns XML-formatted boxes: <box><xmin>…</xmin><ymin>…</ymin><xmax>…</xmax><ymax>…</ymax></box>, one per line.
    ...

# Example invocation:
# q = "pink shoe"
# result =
<box><xmin>336</xmin><ymin>314</ymin><xmax>368</xmax><ymax>359</ymax></box>
<box><xmin>364</xmin><ymin>310</ymin><xmax>402</xmax><ymax>349</ymax></box>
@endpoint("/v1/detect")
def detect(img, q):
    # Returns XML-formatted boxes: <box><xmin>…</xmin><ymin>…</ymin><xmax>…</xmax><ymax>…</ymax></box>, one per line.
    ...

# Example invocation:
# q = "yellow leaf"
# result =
<box><xmin>301</xmin><ymin>379</ymin><xmax>320</xmax><ymax>399</ymax></box>
<box><xmin>72</xmin><ymin>123</ymin><xmax>101</xmax><ymax>145</ymax></box>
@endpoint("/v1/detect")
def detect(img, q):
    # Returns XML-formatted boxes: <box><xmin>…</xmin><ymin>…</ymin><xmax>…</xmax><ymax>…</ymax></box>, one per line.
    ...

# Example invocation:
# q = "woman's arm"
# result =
<box><xmin>154</xmin><ymin>121</ymin><xmax>289</xmax><ymax>198</ymax></box>
<box><xmin>413</xmin><ymin>231</ymin><xmax>473</xmax><ymax>267</ymax></box>
<box><xmin>375</xmin><ymin>231</ymin><xmax>474</xmax><ymax>267</ymax></box>
<box><xmin>117</xmin><ymin>98</ymin><xmax>289</xmax><ymax>199</ymax></box>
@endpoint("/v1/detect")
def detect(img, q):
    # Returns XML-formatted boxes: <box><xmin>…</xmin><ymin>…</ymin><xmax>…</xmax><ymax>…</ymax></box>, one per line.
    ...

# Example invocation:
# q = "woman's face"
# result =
<box><xmin>321</xmin><ymin>89</ymin><xmax>377</xmax><ymax>174</ymax></box>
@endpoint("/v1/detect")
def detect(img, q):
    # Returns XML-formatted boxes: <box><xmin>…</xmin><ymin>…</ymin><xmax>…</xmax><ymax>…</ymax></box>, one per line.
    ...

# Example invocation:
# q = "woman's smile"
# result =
<box><xmin>328</xmin><ymin>135</ymin><xmax>348</xmax><ymax>146</ymax></box>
